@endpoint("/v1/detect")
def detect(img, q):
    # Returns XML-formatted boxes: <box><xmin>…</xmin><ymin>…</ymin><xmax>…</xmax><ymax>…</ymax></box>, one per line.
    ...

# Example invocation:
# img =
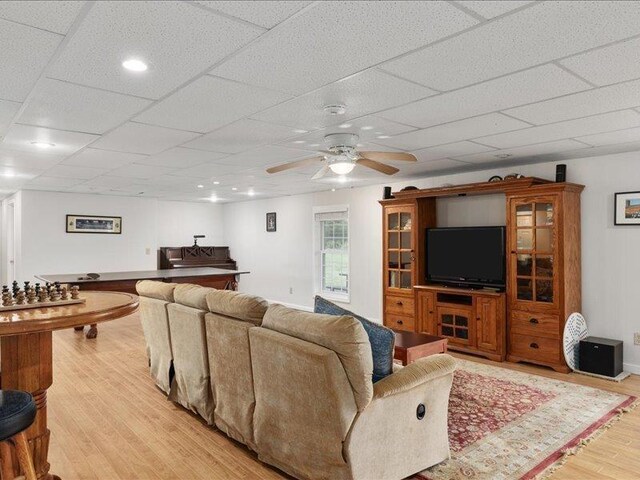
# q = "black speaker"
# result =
<box><xmin>555</xmin><ymin>164</ymin><xmax>567</xmax><ymax>182</ymax></box>
<box><xmin>383</xmin><ymin>186</ymin><xmax>393</xmax><ymax>199</ymax></box>
<box><xmin>579</xmin><ymin>336</ymin><xmax>623</xmax><ymax>377</ymax></box>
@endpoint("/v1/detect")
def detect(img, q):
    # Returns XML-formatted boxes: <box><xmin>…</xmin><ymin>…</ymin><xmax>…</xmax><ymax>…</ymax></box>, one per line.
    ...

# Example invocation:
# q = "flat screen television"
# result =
<box><xmin>426</xmin><ymin>226</ymin><xmax>506</xmax><ymax>289</ymax></box>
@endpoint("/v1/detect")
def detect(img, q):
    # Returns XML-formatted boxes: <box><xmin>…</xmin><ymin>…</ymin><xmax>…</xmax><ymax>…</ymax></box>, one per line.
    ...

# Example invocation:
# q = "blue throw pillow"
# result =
<box><xmin>313</xmin><ymin>296</ymin><xmax>394</xmax><ymax>383</ymax></box>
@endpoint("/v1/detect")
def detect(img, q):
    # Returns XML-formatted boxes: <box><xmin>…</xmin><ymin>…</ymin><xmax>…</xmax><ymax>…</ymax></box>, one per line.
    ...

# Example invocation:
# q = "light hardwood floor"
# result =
<box><xmin>48</xmin><ymin>313</ymin><xmax>639</xmax><ymax>480</ymax></box>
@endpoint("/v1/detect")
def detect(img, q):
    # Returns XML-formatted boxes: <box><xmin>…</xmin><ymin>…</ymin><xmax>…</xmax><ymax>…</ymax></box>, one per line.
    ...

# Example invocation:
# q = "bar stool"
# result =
<box><xmin>0</xmin><ymin>390</ymin><xmax>37</xmax><ymax>480</ymax></box>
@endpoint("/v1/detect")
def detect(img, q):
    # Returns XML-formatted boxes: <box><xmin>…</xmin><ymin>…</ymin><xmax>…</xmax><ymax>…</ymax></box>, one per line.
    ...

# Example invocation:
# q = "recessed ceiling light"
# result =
<box><xmin>376</xmin><ymin>135</ymin><xmax>390</xmax><ymax>139</ymax></box>
<box><xmin>231</xmin><ymin>187</ymin><xmax>238</xmax><ymax>191</ymax></box>
<box><xmin>292</xmin><ymin>140</ymin><xmax>305</xmax><ymax>144</ymax></box>
<box><xmin>213</xmin><ymin>181</ymin><xmax>220</xmax><ymax>185</ymax></box>
<box><xmin>360</xmin><ymin>126</ymin><xmax>374</xmax><ymax>131</ymax></box>
<box><xmin>1</xmin><ymin>171</ymin><xmax>16</xmax><ymax>178</ymax></box>
<box><xmin>197</xmin><ymin>184</ymin><xmax>204</xmax><ymax>188</ymax></box>
<box><xmin>323</xmin><ymin>104</ymin><xmax>346</xmax><ymax>115</ymax></box>
<box><xmin>31</xmin><ymin>141</ymin><xmax>55</xmax><ymax>148</ymax></box>
<box><xmin>309</xmin><ymin>143</ymin><xmax>320</xmax><ymax>147</ymax></box>
<box><xmin>338</xmin><ymin>123</ymin><xmax>352</xmax><ymax>129</ymax></box>
<box><xmin>292</xmin><ymin>129</ymin><xmax>307</xmax><ymax>134</ymax></box>
<box><xmin>248</xmin><ymin>189</ymin><xmax>255</xmax><ymax>196</ymax></box>
<box><xmin>122</xmin><ymin>58</ymin><xmax>148</xmax><ymax>72</ymax></box>
<box><xmin>331</xmin><ymin>188</ymin><xmax>336</xmax><ymax>192</ymax></box>
<box><xmin>209</xmin><ymin>195</ymin><xmax>218</xmax><ymax>203</ymax></box>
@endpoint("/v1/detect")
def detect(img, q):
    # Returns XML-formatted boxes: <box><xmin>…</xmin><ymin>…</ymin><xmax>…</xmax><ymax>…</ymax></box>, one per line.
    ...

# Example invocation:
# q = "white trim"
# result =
<box><xmin>623</xmin><ymin>362</ymin><xmax>640</xmax><ymax>375</ymax></box>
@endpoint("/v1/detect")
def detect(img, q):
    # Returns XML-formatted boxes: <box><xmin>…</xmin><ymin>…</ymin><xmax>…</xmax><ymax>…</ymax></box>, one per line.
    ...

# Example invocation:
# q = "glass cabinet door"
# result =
<box><xmin>512</xmin><ymin>198</ymin><xmax>556</xmax><ymax>305</ymax></box>
<box><xmin>385</xmin><ymin>207</ymin><xmax>414</xmax><ymax>291</ymax></box>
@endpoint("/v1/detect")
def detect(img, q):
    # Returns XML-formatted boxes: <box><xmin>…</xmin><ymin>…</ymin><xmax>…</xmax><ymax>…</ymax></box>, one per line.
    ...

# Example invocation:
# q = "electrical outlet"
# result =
<box><xmin>289</xmin><ymin>287</ymin><xmax>293</xmax><ymax>294</ymax></box>
<box><xmin>145</xmin><ymin>247</ymin><xmax>151</xmax><ymax>255</ymax></box>
<box><xmin>634</xmin><ymin>332</ymin><xmax>640</xmax><ymax>346</ymax></box>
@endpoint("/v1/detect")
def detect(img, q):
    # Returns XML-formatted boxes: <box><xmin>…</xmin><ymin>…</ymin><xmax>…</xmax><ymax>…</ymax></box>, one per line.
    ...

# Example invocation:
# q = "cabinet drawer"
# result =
<box><xmin>386</xmin><ymin>314</ymin><xmax>415</xmax><ymax>332</ymax></box>
<box><xmin>510</xmin><ymin>311</ymin><xmax>560</xmax><ymax>339</ymax></box>
<box><xmin>509</xmin><ymin>333</ymin><xmax>560</xmax><ymax>363</ymax></box>
<box><xmin>385</xmin><ymin>295</ymin><xmax>415</xmax><ymax>316</ymax></box>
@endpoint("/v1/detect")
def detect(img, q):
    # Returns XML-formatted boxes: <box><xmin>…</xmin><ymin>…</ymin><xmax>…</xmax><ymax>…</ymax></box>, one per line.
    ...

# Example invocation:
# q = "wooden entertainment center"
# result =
<box><xmin>380</xmin><ymin>177</ymin><xmax>584</xmax><ymax>372</ymax></box>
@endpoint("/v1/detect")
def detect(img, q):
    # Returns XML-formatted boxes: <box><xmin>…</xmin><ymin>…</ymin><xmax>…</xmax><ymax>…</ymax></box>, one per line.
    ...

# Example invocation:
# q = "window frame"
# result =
<box><xmin>313</xmin><ymin>205</ymin><xmax>350</xmax><ymax>303</ymax></box>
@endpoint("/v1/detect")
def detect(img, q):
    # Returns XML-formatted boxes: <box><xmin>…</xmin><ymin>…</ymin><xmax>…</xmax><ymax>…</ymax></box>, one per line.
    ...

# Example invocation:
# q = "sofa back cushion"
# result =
<box><xmin>173</xmin><ymin>284</ymin><xmax>214</xmax><ymax>310</ymax></box>
<box><xmin>136</xmin><ymin>280</ymin><xmax>177</xmax><ymax>302</ymax></box>
<box><xmin>138</xmin><ymin>295</ymin><xmax>173</xmax><ymax>394</ymax></box>
<box><xmin>262</xmin><ymin>303</ymin><xmax>373</xmax><ymax>411</ymax></box>
<box><xmin>206</xmin><ymin>290</ymin><xmax>268</xmax><ymax>325</ymax></box>
<box><xmin>314</xmin><ymin>296</ymin><xmax>395</xmax><ymax>382</ymax></box>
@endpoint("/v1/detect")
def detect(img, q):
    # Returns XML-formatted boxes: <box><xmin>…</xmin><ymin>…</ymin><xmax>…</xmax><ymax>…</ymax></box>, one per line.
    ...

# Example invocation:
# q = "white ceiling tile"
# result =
<box><xmin>505</xmin><ymin>79</ymin><xmax>640</xmax><ymax>125</ymax></box>
<box><xmin>0</xmin><ymin>147</ymin><xmax>64</xmax><ymax>170</ymax></box>
<box><xmin>66</xmin><ymin>184</ymin><xmax>110</xmax><ymax>194</ymax></box>
<box><xmin>456</xmin><ymin>1</ymin><xmax>533</xmax><ymax>19</ymax></box>
<box><xmin>0</xmin><ymin>99</ymin><xmax>21</xmax><ymax>132</ymax></box>
<box><xmin>211</xmin><ymin>1</ymin><xmax>476</xmax><ymax>95</ymax></box>
<box><xmin>575</xmin><ymin>127</ymin><xmax>640</xmax><ymax>147</ymax></box>
<box><xmin>381</xmin><ymin>1</ymin><xmax>640</xmax><ymax>91</ymax></box>
<box><xmin>1</xmin><ymin>124</ymin><xmax>98</xmax><ymax>155</ymax></box>
<box><xmin>412</xmin><ymin>141</ymin><xmax>496</xmax><ymax>162</ymax></box>
<box><xmin>61</xmin><ymin>148</ymin><xmax>147</xmax><ymax>168</ymax></box>
<box><xmin>138</xmin><ymin>147</ymin><xmax>229</xmax><ymax>168</ymax></box>
<box><xmin>135</xmin><ymin>175</ymin><xmax>196</xmax><ymax>187</ymax></box>
<box><xmin>47</xmin><ymin>1</ymin><xmax>262</xmax><ymax>99</ymax></box>
<box><xmin>476</xmin><ymin>110</ymin><xmax>640</xmax><ymax>149</ymax></box>
<box><xmin>0</xmin><ymin>18</ymin><xmax>62</xmax><ymax>102</ymax></box>
<box><xmin>379</xmin><ymin>65</ymin><xmax>590</xmax><ymax>128</ymax></box>
<box><xmin>195</xmin><ymin>1</ymin><xmax>310</xmax><ymax>29</ymax></box>
<box><xmin>0</xmin><ymin>1</ymin><xmax>85</xmax><ymax>34</ymax></box>
<box><xmin>560</xmin><ymin>37</ymin><xmax>640</xmax><ymax>87</ymax></box>
<box><xmin>184</xmin><ymin>119</ymin><xmax>299</xmax><ymax>154</ymax></box>
<box><xmin>18</xmin><ymin>79</ymin><xmax>151</xmax><ymax>134</ymax></box>
<box><xmin>394</xmin><ymin>159</ymin><xmax>471</xmax><ymax>176</ymax></box>
<box><xmin>172</xmin><ymin>162</ymin><xmax>251</xmax><ymax>179</ymax></box>
<box><xmin>26</xmin><ymin>175</ymin><xmax>81</xmax><ymax>188</ymax></box>
<box><xmin>0</xmin><ymin>164</ymin><xmax>45</xmax><ymax>181</ymax></box>
<box><xmin>91</xmin><ymin>122</ymin><xmax>199</xmax><ymax>155</ymax></box>
<box><xmin>213</xmin><ymin>145</ymin><xmax>312</xmax><ymax>169</ymax></box>
<box><xmin>454</xmin><ymin>139</ymin><xmax>589</xmax><ymax>164</ymax></box>
<box><xmin>134</xmin><ymin>76</ymin><xmax>291</xmax><ymax>133</ymax></box>
<box><xmin>42</xmin><ymin>164</ymin><xmax>109</xmax><ymax>180</ymax></box>
<box><xmin>82</xmin><ymin>176</ymin><xmax>134</xmax><ymax>188</ymax></box>
<box><xmin>252</xmin><ymin>69</ymin><xmax>435</xmax><ymax>130</ymax></box>
<box><xmin>376</xmin><ymin>113</ymin><xmax>529</xmax><ymax>150</ymax></box>
<box><xmin>107</xmin><ymin>163</ymin><xmax>177</xmax><ymax>179</ymax></box>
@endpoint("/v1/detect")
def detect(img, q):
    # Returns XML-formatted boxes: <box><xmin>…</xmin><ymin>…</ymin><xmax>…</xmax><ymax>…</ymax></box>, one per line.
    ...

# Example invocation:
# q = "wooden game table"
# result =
<box><xmin>37</xmin><ymin>267</ymin><xmax>248</xmax><ymax>338</ymax></box>
<box><xmin>0</xmin><ymin>291</ymin><xmax>138</xmax><ymax>480</ymax></box>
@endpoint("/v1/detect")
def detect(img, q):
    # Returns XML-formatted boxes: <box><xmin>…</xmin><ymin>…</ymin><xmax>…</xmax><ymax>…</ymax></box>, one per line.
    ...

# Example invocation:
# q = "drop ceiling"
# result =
<box><xmin>2</xmin><ymin>1</ymin><xmax>640</xmax><ymax>203</ymax></box>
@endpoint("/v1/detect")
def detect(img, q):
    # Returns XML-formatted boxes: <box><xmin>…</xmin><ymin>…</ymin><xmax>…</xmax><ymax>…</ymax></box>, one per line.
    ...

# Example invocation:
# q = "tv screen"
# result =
<box><xmin>426</xmin><ymin>226</ymin><xmax>505</xmax><ymax>288</ymax></box>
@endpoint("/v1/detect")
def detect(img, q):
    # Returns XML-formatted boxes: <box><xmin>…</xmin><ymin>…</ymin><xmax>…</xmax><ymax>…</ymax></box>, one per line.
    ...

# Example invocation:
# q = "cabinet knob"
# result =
<box><xmin>476</xmin><ymin>317</ymin><xmax>481</xmax><ymax>321</ymax></box>
<box><xmin>397</xmin><ymin>320</ymin><xmax>403</xmax><ymax>325</ymax></box>
<box><xmin>429</xmin><ymin>311</ymin><xmax>434</xmax><ymax>314</ymax></box>
<box><xmin>530</xmin><ymin>342</ymin><xmax>539</xmax><ymax>349</ymax></box>
<box><xmin>396</xmin><ymin>301</ymin><xmax>403</xmax><ymax>306</ymax></box>
<box><xmin>529</xmin><ymin>318</ymin><xmax>539</xmax><ymax>324</ymax></box>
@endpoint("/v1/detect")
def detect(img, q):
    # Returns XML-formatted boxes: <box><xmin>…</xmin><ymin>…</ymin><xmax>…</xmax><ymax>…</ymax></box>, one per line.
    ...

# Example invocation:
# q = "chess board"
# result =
<box><xmin>0</xmin><ymin>297</ymin><xmax>86</xmax><ymax>312</ymax></box>
<box><xmin>1</xmin><ymin>281</ymin><xmax>84</xmax><ymax>312</ymax></box>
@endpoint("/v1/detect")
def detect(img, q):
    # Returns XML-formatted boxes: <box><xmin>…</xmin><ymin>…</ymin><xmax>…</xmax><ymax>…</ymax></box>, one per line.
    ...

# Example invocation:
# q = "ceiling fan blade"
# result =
<box><xmin>266</xmin><ymin>156</ymin><xmax>324</xmax><ymax>174</ymax></box>
<box><xmin>357</xmin><ymin>158</ymin><xmax>400</xmax><ymax>175</ymax></box>
<box><xmin>359</xmin><ymin>151</ymin><xmax>416</xmax><ymax>162</ymax></box>
<box><xmin>311</xmin><ymin>164</ymin><xmax>330</xmax><ymax>180</ymax></box>
<box><xmin>317</xmin><ymin>150</ymin><xmax>335</xmax><ymax>156</ymax></box>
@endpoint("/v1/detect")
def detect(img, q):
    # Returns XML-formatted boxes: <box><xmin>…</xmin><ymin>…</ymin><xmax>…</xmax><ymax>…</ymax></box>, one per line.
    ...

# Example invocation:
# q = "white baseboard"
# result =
<box><xmin>623</xmin><ymin>362</ymin><xmax>640</xmax><ymax>375</ymax></box>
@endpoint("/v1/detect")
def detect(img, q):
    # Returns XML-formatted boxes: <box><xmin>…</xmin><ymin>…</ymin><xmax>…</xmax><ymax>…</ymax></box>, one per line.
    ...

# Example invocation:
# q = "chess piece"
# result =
<box><xmin>15</xmin><ymin>290</ymin><xmax>26</xmax><ymax>305</ymax></box>
<box><xmin>2</xmin><ymin>292</ymin><xmax>13</xmax><ymax>307</ymax></box>
<box><xmin>23</xmin><ymin>281</ymin><xmax>30</xmax><ymax>292</ymax></box>
<box><xmin>60</xmin><ymin>286</ymin><xmax>68</xmax><ymax>300</ymax></box>
<box><xmin>70</xmin><ymin>285</ymin><xmax>80</xmax><ymax>300</ymax></box>
<box><xmin>27</xmin><ymin>288</ymin><xmax>37</xmax><ymax>304</ymax></box>
<box><xmin>49</xmin><ymin>286</ymin><xmax>60</xmax><ymax>302</ymax></box>
<box><xmin>35</xmin><ymin>283</ymin><xmax>41</xmax><ymax>294</ymax></box>
<box><xmin>54</xmin><ymin>281</ymin><xmax>61</xmax><ymax>293</ymax></box>
<box><xmin>12</xmin><ymin>281</ymin><xmax>19</xmax><ymax>296</ymax></box>
<box><xmin>38</xmin><ymin>288</ymin><xmax>48</xmax><ymax>303</ymax></box>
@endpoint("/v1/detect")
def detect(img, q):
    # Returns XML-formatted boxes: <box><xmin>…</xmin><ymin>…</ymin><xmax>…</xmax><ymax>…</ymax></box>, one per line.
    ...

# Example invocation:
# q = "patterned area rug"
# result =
<box><xmin>417</xmin><ymin>359</ymin><xmax>636</xmax><ymax>480</ymax></box>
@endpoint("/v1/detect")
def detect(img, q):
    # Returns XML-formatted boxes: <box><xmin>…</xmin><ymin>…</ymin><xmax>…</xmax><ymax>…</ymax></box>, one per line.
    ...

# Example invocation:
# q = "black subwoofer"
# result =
<box><xmin>579</xmin><ymin>336</ymin><xmax>623</xmax><ymax>377</ymax></box>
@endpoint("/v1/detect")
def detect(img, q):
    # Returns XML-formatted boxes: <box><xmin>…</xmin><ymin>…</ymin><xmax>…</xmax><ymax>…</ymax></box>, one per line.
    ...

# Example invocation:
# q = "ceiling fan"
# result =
<box><xmin>266</xmin><ymin>133</ymin><xmax>416</xmax><ymax>179</ymax></box>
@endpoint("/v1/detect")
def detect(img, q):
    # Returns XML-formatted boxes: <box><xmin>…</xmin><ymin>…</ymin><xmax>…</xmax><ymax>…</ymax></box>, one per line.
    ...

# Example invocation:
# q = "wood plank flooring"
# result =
<box><xmin>48</xmin><ymin>313</ymin><xmax>640</xmax><ymax>479</ymax></box>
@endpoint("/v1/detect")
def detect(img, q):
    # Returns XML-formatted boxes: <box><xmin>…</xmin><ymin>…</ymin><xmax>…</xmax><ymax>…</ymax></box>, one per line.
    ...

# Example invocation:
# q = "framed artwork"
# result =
<box><xmin>266</xmin><ymin>212</ymin><xmax>277</xmax><ymax>232</ymax></box>
<box><xmin>66</xmin><ymin>214</ymin><xmax>122</xmax><ymax>234</ymax></box>
<box><xmin>614</xmin><ymin>192</ymin><xmax>640</xmax><ymax>225</ymax></box>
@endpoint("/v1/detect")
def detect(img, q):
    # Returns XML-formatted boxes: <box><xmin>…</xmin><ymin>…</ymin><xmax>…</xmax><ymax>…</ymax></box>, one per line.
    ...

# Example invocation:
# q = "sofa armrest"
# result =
<box><xmin>344</xmin><ymin>354</ymin><xmax>456</xmax><ymax>480</ymax></box>
<box><xmin>374</xmin><ymin>354</ymin><xmax>456</xmax><ymax>399</ymax></box>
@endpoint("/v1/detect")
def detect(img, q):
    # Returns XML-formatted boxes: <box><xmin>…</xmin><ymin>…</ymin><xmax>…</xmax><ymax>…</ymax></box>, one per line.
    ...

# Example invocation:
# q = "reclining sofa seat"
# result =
<box><xmin>204</xmin><ymin>289</ymin><xmax>269</xmax><ymax>450</ymax></box>
<box><xmin>136</xmin><ymin>280</ymin><xmax>178</xmax><ymax>395</ymax></box>
<box><xmin>249</xmin><ymin>303</ymin><xmax>456</xmax><ymax>480</ymax></box>
<box><xmin>167</xmin><ymin>283</ymin><xmax>216</xmax><ymax>424</ymax></box>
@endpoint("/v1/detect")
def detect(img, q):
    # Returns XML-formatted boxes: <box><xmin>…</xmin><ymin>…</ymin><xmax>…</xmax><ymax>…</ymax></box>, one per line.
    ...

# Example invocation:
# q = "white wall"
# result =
<box><xmin>10</xmin><ymin>191</ymin><xmax>224</xmax><ymax>283</ymax></box>
<box><xmin>223</xmin><ymin>151</ymin><xmax>640</xmax><ymax>373</ymax></box>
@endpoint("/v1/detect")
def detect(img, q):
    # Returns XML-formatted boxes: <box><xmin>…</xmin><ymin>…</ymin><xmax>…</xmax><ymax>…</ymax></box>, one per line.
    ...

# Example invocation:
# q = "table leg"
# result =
<box><xmin>1</xmin><ymin>332</ymin><xmax>60</xmax><ymax>480</ymax></box>
<box><xmin>85</xmin><ymin>324</ymin><xmax>98</xmax><ymax>339</ymax></box>
<box><xmin>73</xmin><ymin>326</ymin><xmax>84</xmax><ymax>332</ymax></box>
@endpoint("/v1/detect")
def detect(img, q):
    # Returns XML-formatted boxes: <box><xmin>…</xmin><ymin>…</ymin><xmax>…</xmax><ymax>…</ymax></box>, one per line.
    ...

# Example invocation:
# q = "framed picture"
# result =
<box><xmin>66</xmin><ymin>214</ymin><xmax>122</xmax><ymax>234</ymax></box>
<box><xmin>614</xmin><ymin>191</ymin><xmax>640</xmax><ymax>225</ymax></box>
<box><xmin>266</xmin><ymin>212</ymin><xmax>276</xmax><ymax>232</ymax></box>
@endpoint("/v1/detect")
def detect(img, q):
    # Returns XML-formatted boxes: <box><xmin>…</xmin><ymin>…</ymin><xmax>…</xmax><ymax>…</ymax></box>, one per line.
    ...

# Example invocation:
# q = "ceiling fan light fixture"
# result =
<box><xmin>329</xmin><ymin>161</ymin><xmax>355</xmax><ymax>175</ymax></box>
<box><xmin>323</xmin><ymin>104</ymin><xmax>346</xmax><ymax>115</ymax></box>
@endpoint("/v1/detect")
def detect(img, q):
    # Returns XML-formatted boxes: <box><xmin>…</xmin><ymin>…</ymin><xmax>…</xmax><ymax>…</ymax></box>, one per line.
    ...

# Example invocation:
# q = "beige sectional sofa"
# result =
<box><xmin>136</xmin><ymin>280</ymin><xmax>456</xmax><ymax>480</ymax></box>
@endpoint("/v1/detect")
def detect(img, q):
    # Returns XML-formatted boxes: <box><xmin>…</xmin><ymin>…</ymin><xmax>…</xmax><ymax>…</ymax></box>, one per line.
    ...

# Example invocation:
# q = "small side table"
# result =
<box><xmin>393</xmin><ymin>330</ymin><xmax>448</xmax><ymax>366</ymax></box>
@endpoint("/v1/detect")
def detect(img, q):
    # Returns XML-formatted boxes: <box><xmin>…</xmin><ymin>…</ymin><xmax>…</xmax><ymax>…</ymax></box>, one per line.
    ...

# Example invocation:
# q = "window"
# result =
<box><xmin>314</xmin><ymin>206</ymin><xmax>349</xmax><ymax>302</ymax></box>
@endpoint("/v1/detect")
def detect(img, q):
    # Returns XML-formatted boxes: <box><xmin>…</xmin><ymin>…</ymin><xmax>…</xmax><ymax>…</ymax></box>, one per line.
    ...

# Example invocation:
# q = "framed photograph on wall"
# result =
<box><xmin>66</xmin><ymin>214</ymin><xmax>122</xmax><ymax>234</ymax></box>
<box><xmin>266</xmin><ymin>212</ymin><xmax>276</xmax><ymax>232</ymax></box>
<box><xmin>614</xmin><ymin>191</ymin><xmax>640</xmax><ymax>225</ymax></box>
